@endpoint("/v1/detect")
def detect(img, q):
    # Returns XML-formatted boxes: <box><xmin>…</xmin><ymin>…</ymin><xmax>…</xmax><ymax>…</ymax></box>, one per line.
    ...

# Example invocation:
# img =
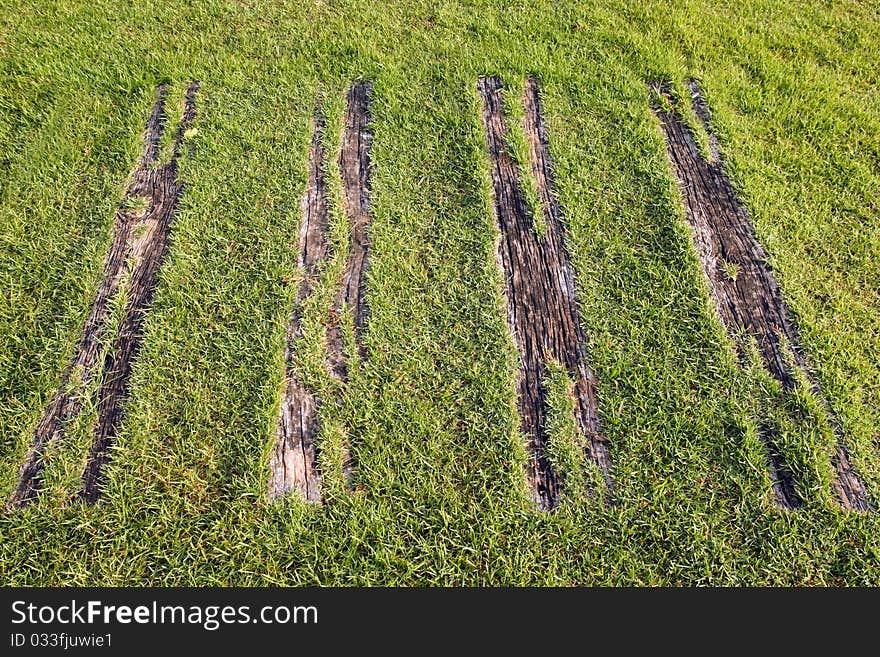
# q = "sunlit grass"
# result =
<box><xmin>0</xmin><ymin>0</ymin><xmax>877</xmax><ymax>585</ymax></box>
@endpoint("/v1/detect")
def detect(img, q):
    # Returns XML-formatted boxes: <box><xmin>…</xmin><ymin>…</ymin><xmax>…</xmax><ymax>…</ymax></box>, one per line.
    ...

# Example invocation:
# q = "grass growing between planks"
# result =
<box><xmin>0</xmin><ymin>0</ymin><xmax>878</xmax><ymax>584</ymax></box>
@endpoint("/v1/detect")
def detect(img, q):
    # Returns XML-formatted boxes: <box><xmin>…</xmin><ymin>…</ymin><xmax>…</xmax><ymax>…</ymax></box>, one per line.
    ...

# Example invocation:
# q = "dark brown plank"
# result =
<box><xmin>523</xmin><ymin>77</ymin><xmax>612</xmax><ymax>484</ymax></box>
<box><xmin>478</xmin><ymin>76</ymin><xmax>611</xmax><ymax>511</ymax></box>
<box><xmin>651</xmin><ymin>80</ymin><xmax>870</xmax><ymax>511</ymax></box>
<box><xmin>325</xmin><ymin>81</ymin><xmax>373</xmax><ymax>484</ymax></box>
<box><xmin>327</xmin><ymin>80</ymin><xmax>373</xmax><ymax>384</ymax></box>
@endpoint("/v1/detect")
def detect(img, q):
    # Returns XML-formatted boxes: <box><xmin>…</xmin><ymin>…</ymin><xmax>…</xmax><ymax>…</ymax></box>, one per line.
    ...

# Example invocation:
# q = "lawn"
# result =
<box><xmin>0</xmin><ymin>0</ymin><xmax>878</xmax><ymax>585</ymax></box>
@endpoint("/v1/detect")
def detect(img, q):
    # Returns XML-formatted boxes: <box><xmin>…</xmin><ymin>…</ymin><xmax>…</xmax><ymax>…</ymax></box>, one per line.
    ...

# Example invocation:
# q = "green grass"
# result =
<box><xmin>1</xmin><ymin>0</ymin><xmax>879</xmax><ymax>585</ymax></box>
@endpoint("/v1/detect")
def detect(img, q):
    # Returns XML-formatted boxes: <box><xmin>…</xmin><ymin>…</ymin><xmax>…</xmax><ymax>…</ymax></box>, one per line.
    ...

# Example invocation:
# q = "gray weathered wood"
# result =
<box><xmin>268</xmin><ymin>111</ymin><xmax>329</xmax><ymax>503</ymax></box>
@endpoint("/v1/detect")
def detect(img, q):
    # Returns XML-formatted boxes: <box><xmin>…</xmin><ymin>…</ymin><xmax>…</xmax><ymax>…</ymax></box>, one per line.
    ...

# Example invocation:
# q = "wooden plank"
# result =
<box><xmin>652</xmin><ymin>80</ymin><xmax>870</xmax><ymax>511</ymax></box>
<box><xmin>8</xmin><ymin>84</ymin><xmax>199</xmax><ymax>507</ymax></box>
<box><xmin>268</xmin><ymin>111</ymin><xmax>330</xmax><ymax>503</ymax></box>
<box><xmin>478</xmin><ymin>76</ymin><xmax>611</xmax><ymax>510</ymax></box>
<box><xmin>327</xmin><ymin>81</ymin><xmax>374</xmax><ymax>484</ymax></box>
<box><xmin>80</xmin><ymin>81</ymin><xmax>200</xmax><ymax>504</ymax></box>
<box><xmin>327</xmin><ymin>80</ymin><xmax>373</xmax><ymax>382</ymax></box>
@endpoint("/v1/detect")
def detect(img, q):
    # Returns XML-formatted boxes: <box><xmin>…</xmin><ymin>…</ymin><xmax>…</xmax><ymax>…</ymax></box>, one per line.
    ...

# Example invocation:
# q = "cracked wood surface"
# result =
<box><xmin>268</xmin><ymin>112</ymin><xmax>329</xmax><ymax>503</ymax></box>
<box><xmin>270</xmin><ymin>82</ymin><xmax>374</xmax><ymax>499</ymax></box>
<box><xmin>479</xmin><ymin>76</ymin><xmax>610</xmax><ymax>511</ymax></box>
<box><xmin>327</xmin><ymin>80</ymin><xmax>373</xmax><ymax>383</ymax></box>
<box><xmin>652</xmin><ymin>80</ymin><xmax>870</xmax><ymax>511</ymax></box>
<box><xmin>327</xmin><ymin>81</ymin><xmax>373</xmax><ymax>483</ymax></box>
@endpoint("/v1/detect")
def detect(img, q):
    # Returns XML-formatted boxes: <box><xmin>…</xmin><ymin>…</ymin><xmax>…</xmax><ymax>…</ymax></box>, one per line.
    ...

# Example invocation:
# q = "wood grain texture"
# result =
<box><xmin>327</xmin><ymin>80</ymin><xmax>373</xmax><ymax>384</ymax></box>
<box><xmin>652</xmin><ymin>80</ymin><xmax>870</xmax><ymax>511</ymax></box>
<box><xmin>326</xmin><ymin>81</ymin><xmax>373</xmax><ymax>484</ymax></box>
<box><xmin>523</xmin><ymin>77</ymin><xmax>612</xmax><ymax>485</ymax></box>
<box><xmin>79</xmin><ymin>81</ymin><xmax>200</xmax><ymax>504</ymax></box>
<box><xmin>268</xmin><ymin>112</ymin><xmax>329</xmax><ymax>503</ymax></box>
<box><xmin>479</xmin><ymin>76</ymin><xmax>610</xmax><ymax>511</ymax></box>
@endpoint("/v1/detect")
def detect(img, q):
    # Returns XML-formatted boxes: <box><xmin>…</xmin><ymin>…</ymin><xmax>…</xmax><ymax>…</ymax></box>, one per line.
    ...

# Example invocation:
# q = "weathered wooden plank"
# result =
<box><xmin>326</xmin><ymin>81</ymin><xmax>373</xmax><ymax>484</ymax></box>
<box><xmin>79</xmin><ymin>81</ymin><xmax>200</xmax><ymax>504</ymax></box>
<box><xmin>270</xmin><ymin>82</ymin><xmax>374</xmax><ymax>500</ymax></box>
<box><xmin>268</xmin><ymin>111</ymin><xmax>329</xmax><ymax>503</ymax></box>
<box><xmin>652</xmin><ymin>80</ymin><xmax>870</xmax><ymax>511</ymax></box>
<box><xmin>523</xmin><ymin>77</ymin><xmax>612</xmax><ymax>484</ymax></box>
<box><xmin>478</xmin><ymin>76</ymin><xmax>610</xmax><ymax>511</ymax></box>
<box><xmin>7</xmin><ymin>84</ymin><xmax>199</xmax><ymax>508</ymax></box>
<box><xmin>327</xmin><ymin>80</ymin><xmax>373</xmax><ymax>384</ymax></box>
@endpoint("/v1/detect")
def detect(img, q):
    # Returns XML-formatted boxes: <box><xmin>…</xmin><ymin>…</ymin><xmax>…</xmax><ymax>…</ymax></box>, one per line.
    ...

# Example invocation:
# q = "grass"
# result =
<box><xmin>0</xmin><ymin>0</ymin><xmax>878</xmax><ymax>585</ymax></box>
